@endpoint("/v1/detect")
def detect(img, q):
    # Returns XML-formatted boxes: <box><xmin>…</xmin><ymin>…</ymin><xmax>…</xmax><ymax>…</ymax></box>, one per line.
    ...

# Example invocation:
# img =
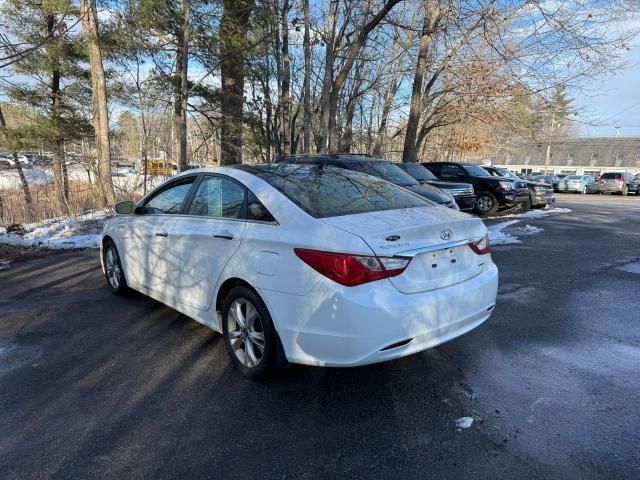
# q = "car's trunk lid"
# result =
<box><xmin>322</xmin><ymin>207</ymin><xmax>487</xmax><ymax>293</ymax></box>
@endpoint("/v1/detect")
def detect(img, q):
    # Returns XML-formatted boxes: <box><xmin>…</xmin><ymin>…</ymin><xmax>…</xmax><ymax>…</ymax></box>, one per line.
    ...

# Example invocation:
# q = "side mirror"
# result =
<box><xmin>115</xmin><ymin>200</ymin><xmax>135</xmax><ymax>214</ymax></box>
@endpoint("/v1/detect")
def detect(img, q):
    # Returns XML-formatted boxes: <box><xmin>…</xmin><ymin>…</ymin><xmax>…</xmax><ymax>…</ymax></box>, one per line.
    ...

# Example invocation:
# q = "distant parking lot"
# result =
<box><xmin>1</xmin><ymin>195</ymin><xmax>639</xmax><ymax>479</ymax></box>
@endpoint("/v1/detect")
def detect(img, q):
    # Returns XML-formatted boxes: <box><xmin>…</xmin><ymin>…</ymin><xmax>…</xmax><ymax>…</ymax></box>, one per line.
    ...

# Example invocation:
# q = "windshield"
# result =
<box><xmin>565</xmin><ymin>175</ymin><xmax>583</xmax><ymax>180</ymax></box>
<box><xmin>462</xmin><ymin>164</ymin><xmax>491</xmax><ymax>176</ymax></box>
<box><xmin>351</xmin><ymin>161</ymin><xmax>419</xmax><ymax>187</ymax></box>
<box><xmin>236</xmin><ymin>164</ymin><xmax>431</xmax><ymax>218</ymax></box>
<box><xmin>397</xmin><ymin>163</ymin><xmax>437</xmax><ymax>181</ymax></box>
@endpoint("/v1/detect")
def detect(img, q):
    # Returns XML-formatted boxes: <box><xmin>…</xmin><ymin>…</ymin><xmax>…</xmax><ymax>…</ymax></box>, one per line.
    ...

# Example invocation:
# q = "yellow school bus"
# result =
<box><xmin>144</xmin><ymin>159</ymin><xmax>177</xmax><ymax>176</ymax></box>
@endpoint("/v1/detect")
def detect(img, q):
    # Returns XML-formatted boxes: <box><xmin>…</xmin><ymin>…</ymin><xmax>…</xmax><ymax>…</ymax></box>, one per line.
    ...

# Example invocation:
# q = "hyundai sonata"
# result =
<box><xmin>101</xmin><ymin>164</ymin><xmax>498</xmax><ymax>378</ymax></box>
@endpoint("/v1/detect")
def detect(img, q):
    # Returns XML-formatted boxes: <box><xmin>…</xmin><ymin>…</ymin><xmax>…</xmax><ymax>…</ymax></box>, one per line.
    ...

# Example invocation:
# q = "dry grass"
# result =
<box><xmin>0</xmin><ymin>182</ymin><xmax>138</xmax><ymax>225</ymax></box>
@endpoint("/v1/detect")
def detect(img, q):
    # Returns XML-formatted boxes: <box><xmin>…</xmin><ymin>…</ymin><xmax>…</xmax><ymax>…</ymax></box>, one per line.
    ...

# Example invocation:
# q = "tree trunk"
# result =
<box><xmin>219</xmin><ymin>0</ymin><xmax>255</xmax><ymax>165</ymax></box>
<box><xmin>47</xmin><ymin>14</ymin><xmax>68</xmax><ymax>209</ymax></box>
<box><xmin>280</xmin><ymin>0</ymin><xmax>291</xmax><ymax>155</ymax></box>
<box><xmin>339</xmin><ymin>67</ymin><xmax>363</xmax><ymax>153</ymax></box>
<box><xmin>318</xmin><ymin>0</ymin><xmax>337</xmax><ymax>153</ymax></box>
<box><xmin>302</xmin><ymin>0</ymin><xmax>311</xmax><ymax>153</ymax></box>
<box><xmin>174</xmin><ymin>0</ymin><xmax>190</xmax><ymax>172</ymax></box>
<box><xmin>402</xmin><ymin>8</ymin><xmax>434</xmax><ymax>163</ymax></box>
<box><xmin>0</xmin><ymin>105</ymin><xmax>32</xmax><ymax>208</ymax></box>
<box><xmin>80</xmin><ymin>0</ymin><xmax>114</xmax><ymax>205</ymax></box>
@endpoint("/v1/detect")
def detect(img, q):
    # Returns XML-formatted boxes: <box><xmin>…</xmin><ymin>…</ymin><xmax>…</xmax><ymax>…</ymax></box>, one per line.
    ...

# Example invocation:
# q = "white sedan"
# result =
<box><xmin>101</xmin><ymin>164</ymin><xmax>498</xmax><ymax>378</ymax></box>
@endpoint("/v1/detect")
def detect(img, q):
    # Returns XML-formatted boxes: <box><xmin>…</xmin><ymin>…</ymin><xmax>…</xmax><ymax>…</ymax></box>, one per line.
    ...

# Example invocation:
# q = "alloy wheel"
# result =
<box><xmin>477</xmin><ymin>195</ymin><xmax>492</xmax><ymax>212</ymax></box>
<box><xmin>227</xmin><ymin>298</ymin><xmax>265</xmax><ymax>368</ymax></box>
<box><xmin>105</xmin><ymin>247</ymin><xmax>121</xmax><ymax>290</ymax></box>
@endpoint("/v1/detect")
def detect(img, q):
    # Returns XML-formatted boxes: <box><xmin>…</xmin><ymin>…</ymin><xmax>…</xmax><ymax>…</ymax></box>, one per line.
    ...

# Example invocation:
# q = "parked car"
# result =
<box><xmin>557</xmin><ymin>175</ymin><xmax>598</xmax><ymax>194</ymax></box>
<box><xmin>424</xmin><ymin>162</ymin><xmax>530</xmax><ymax>215</ymax></box>
<box><xmin>102</xmin><ymin>164</ymin><xmax>499</xmax><ymax>378</ymax></box>
<box><xmin>395</xmin><ymin>162</ymin><xmax>476</xmax><ymax>211</ymax></box>
<box><xmin>485</xmin><ymin>167</ymin><xmax>555</xmax><ymax>209</ymax></box>
<box><xmin>597</xmin><ymin>172</ymin><xmax>640</xmax><ymax>196</ymax></box>
<box><xmin>280</xmin><ymin>154</ymin><xmax>459</xmax><ymax>210</ymax></box>
<box><xmin>0</xmin><ymin>155</ymin><xmax>31</xmax><ymax>170</ymax></box>
<box><xmin>530</xmin><ymin>174</ymin><xmax>561</xmax><ymax>190</ymax></box>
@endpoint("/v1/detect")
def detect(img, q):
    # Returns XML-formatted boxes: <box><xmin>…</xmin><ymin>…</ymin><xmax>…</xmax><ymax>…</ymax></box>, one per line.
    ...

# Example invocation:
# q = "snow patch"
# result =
<box><xmin>616</xmin><ymin>262</ymin><xmax>640</xmax><ymax>274</ymax></box>
<box><xmin>502</xmin><ymin>207</ymin><xmax>572</xmax><ymax>219</ymax></box>
<box><xmin>488</xmin><ymin>220</ymin><xmax>522</xmax><ymax>245</ymax></box>
<box><xmin>455</xmin><ymin>417</ymin><xmax>474</xmax><ymax>429</ymax></box>
<box><xmin>521</xmin><ymin>224</ymin><xmax>544</xmax><ymax>234</ymax></box>
<box><xmin>0</xmin><ymin>210</ymin><xmax>109</xmax><ymax>250</ymax></box>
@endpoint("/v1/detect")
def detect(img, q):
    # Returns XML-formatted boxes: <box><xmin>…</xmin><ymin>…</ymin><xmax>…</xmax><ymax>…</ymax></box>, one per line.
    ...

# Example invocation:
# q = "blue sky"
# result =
<box><xmin>573</xmin><ymin>47</ymin><xmax>640</xmax><ymax>137</ymax></box>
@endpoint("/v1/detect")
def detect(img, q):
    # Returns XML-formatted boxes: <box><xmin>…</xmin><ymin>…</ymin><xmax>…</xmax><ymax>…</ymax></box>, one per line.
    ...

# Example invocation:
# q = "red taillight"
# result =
<box><xmin>615</xmin><ymin>177</ymin><xmax>624</xmax><ymax>182</ymax></box>
<box><xmin>294</xmin><ymin>248</ymin><xmax>411</xmax><ymax>286</ymax></box>
<box><xmin>468</xmin><ymin>234</ymin><xmax>491</xmax><ymax>255</ymax></box>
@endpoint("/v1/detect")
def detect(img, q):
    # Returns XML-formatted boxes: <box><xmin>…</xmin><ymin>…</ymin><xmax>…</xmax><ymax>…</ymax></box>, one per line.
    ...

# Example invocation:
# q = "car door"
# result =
<box><xmin>119</xmin><ymin>177</ymin><xmax>197</xmax><ymax>292</ymax></box>
<box><xmin>166</xmin><ymin>175</ymin><xmax>247</xmax><ymax>311</ymax></box>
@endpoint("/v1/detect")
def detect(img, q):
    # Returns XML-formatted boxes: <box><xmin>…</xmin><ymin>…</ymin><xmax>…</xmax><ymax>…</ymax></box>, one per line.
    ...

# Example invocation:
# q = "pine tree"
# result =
<box><xmin>1</xmin><ymin>0</ymin><xmax>91</xmax><ymax>209</ymax></box>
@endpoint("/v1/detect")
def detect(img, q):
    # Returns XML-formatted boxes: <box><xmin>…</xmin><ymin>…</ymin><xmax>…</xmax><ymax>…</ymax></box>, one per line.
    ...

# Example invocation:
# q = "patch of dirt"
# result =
<box><xmin>0</xmin><ymin>243</ymin><xmax>49</xmax><ymax>262</ymax></box>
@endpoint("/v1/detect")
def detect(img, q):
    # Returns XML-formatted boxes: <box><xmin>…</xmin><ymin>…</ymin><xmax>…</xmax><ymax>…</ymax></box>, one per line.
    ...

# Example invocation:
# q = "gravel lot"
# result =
<box><xmin>1</xmin><ymin>194</ymin><xmax>639</xmax><ymax>479</ymax></box>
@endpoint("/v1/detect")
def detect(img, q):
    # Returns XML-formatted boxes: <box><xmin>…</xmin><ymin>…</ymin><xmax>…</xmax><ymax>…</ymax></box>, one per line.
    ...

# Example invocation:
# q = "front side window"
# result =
<box><xmin>143</xmin><ymin>180</ymin><xmax>194</xmax><ymax>214</ymax></box>
<box><xmin>188</xmin><ymin>177</ymin><xmax>245</xmax><ymax>219</ymax></box>
<box><xmin>440</xmin><ymin>164</ymin><xmax>465</xmax><ymax>179</ymax></box>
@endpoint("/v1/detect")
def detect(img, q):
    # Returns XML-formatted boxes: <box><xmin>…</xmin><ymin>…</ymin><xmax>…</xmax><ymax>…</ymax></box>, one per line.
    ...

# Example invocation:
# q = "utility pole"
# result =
<box><xmin>543</xmin><ymin>112</ymin><xmax>556</xmax><ymax>175</ymax></box>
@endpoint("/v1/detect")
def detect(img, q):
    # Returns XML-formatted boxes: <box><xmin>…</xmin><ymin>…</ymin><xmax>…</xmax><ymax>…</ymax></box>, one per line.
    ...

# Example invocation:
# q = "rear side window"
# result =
<box><xmin>242</xmin><ymin>165</ymin><xmax>431</xmax><ymax>219</ymax></box>
<box><xmin>247</xmin><ymin>192</ymin><xmax>275</xmax><ymax>222</ymax></box>
<box><xmin>600</xmin><ymin>173</ymin><xmax>622</xmax><ymax>179</ymax></box>
<box><xmin>188</xmin><ymin>177</ymin><xmax>245</xmax><ymax>219</ymax></box>
<box><xmin>143</xmin><ymin>180</ymin><xmax>194</xmax><ymax>214</ymax></box>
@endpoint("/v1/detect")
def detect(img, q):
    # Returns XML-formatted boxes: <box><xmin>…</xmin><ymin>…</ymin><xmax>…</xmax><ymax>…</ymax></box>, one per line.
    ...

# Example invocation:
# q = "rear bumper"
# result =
<box><xmin>597</xmin><ymin>184</ymin><xmax>623</xmax><ymax>193</ymax></box>
<box><xmin>454</xmin><ymin>194</ymin><xmax>477</xmax><ymax>211</ymax></box>
<box><xmin>260</xmin><ymin>263</ymin><xmax>499</xmax><ymax>367</ymax></box>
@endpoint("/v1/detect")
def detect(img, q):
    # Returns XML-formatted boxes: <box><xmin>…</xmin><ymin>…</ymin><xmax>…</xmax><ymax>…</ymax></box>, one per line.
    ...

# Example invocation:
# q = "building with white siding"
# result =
<box><xmin>487</xmin><ymin>137</ymin><xmax>640</xmax><ymax>176</ymax></box>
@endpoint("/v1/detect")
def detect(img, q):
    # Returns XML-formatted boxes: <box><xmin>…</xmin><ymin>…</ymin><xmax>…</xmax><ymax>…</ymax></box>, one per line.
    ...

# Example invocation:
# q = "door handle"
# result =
<box><xmin>155</xmin><ymin>232</ymin><xmax>168</xmax><ymax>237</ymax></box>
<box><xmin>213</xmin><ymin>233</ymin><xmax>234</xmax><ymax>240</ymax></box>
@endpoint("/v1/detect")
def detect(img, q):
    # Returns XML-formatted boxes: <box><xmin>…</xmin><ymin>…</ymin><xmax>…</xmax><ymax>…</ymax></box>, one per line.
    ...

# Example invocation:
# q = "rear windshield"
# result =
<box><xmin>236</xmin><ymin>164</ymin><xmax>431</xmax><ymax>218</ymax></box>
<box><xmin>349</xmin><ymin>161</ymin><xmax>419</xmax><ymax>187</ymax></box>
<box><xmin>565</xmin><ymin>175</ymin><xmax>583</xmax><ymax>180</ymax></box>
<box><xmin>600</xmin><ymin>173</ymin><xmax>622</xmax><ymax>179</ymax></box>
<box><xmin>397</xmin><ymin>163</ymin><xmax>437</xmax><ymax>181</ymax></box>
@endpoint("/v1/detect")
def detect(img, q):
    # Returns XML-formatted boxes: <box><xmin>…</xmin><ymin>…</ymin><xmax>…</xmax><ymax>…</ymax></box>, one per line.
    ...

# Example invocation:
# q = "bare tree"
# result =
<box><xmin>80</xmin><ymin>0</ymin><xmax>114</xmax><ymax>204</ymax></box>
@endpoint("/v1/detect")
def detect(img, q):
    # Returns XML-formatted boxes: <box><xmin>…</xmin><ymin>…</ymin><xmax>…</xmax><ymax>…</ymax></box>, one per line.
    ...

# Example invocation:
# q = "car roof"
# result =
<box><xmin>276</xmin><ymin>154</ymin><xmax>382</xmax><ymax>165</ymax></box>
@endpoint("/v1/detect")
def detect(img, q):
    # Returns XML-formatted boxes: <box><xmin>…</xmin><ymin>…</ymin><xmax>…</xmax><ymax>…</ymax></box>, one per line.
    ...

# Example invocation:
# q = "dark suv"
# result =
<box><xmin>279</xmin><ymin>154</ymin><xmax>459</xmax><ymax>210</ymax></box>
<box><xmin>597</xmin><ymin>172</ymin><xmax>640</xmax><ymax>196</ymax></box>
<box><xmin>395</xmin><ymin>162</ymin><xmax>476</xmax><ymax>211</ymax></box>
<box><xmin>425</xmin><ymin>162</ymin><xmax>530</xmax><ymax>215</ymax></box>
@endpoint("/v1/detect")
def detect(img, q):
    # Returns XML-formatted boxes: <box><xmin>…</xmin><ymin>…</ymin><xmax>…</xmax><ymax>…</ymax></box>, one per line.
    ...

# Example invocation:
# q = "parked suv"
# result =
<box><xmin>425</xmin><ymin>162</ymin><xmax>530</xmax><ymax>215</ymax></box>
<box><xmin>597</xmin><ymin>172</ymin><xmax>640</xmax><ymax>196</ymax></box>
<box><xmin>279</xmin><ymin>154</ymin><xmax>459</xmax><ymax>210</ymax></box>
<box><xmin>485</xmin><ymin>167</ymin><xmax>555</xmax><ymax>209</ymax></box>
<box><xmin>395</xmin><ymin>162</ymin><xmax>476</xmax><ymax>211</ymax></box>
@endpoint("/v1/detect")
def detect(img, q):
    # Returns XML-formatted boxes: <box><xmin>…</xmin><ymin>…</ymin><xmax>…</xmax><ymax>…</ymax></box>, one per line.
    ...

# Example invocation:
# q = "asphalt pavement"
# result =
<box><xmin>1</xmin><ymin>194</ymin><xmax>639</xmax><ymax>479</ymax></box>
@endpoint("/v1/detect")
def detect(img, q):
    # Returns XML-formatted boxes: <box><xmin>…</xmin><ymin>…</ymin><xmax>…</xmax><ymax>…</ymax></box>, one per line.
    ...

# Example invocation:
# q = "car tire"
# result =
<box><xmin>621</xmin><ymin>185</ymin><xmax>628</xmax><ymax>196</ymax></box>
<box><xmin>582</xmin><ymin>185</ymin><xmax>587</xmax><ymax>195</ymax></box>
<box><xmin>520</xmin><ymin>197</ymin><xmax>531</xmax><ymax>212</ymax></box>
<box><xmin>222</xmin><ymin>286</ymin><xmax>276</xmax><ymax>379</ymax></box>
<box><xmin>474</xmin><ymin>191</ymin><xmax>499</xmax><ymax>216</ymax></box>
<box><xmin>103</xmin><ymin>240</ymin><xmax>129</xmax><ymax>295</ymax></box>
